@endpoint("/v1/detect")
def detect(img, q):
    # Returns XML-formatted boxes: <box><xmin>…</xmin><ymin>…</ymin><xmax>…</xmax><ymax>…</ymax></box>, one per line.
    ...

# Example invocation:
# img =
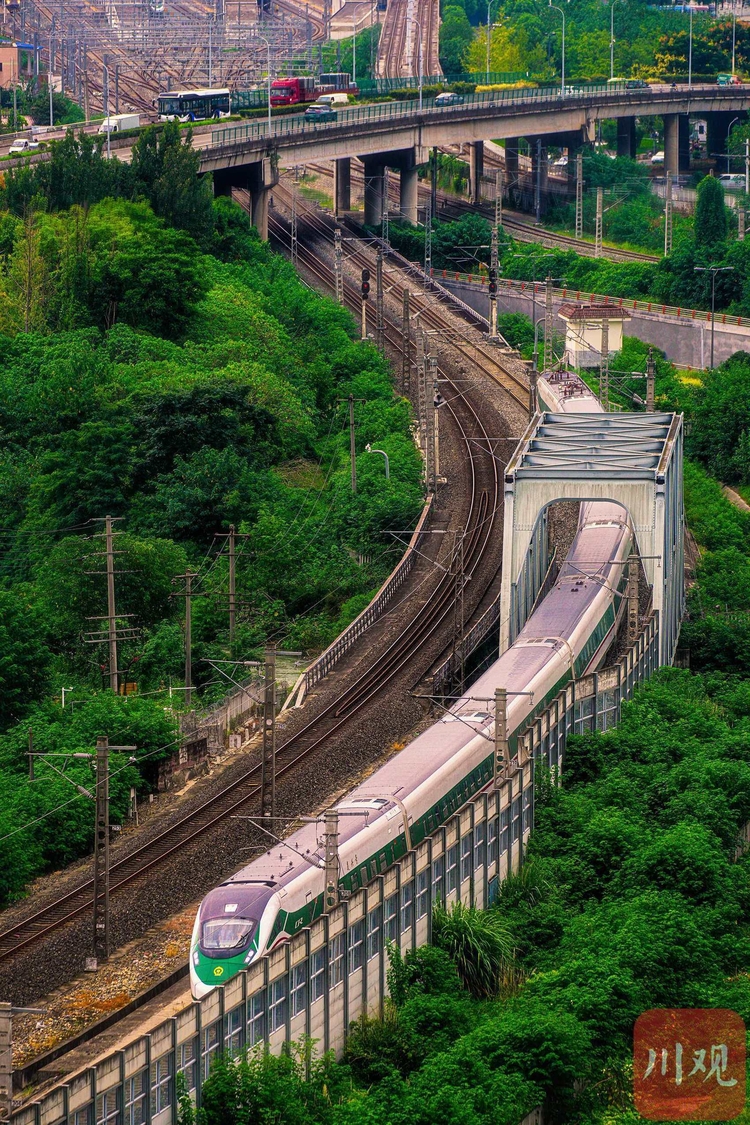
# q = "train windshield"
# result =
<box><xmin>272</xmin><ymin>85</ymin><xmax>295</xmax><ymax>97</ymax></box>
<box><xmin>202</xmin><ymin>918</ymin><xmax>256</xmax><ymax>950</ymax></box>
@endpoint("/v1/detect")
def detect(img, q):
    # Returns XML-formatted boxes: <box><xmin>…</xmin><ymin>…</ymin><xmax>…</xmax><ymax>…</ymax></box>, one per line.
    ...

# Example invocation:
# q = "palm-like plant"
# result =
<box><xmin>431</xmin><ymin>900</ymin><xmax>515</xmax><ymax>998</ymax></box>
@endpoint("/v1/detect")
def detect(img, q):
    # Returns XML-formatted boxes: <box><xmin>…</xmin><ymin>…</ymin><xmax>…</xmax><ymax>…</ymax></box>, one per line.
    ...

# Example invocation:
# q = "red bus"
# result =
<box><xmin>270</xmin><ymin>77</ymin><xmax>317</xmax><ymax>106</ymax></box>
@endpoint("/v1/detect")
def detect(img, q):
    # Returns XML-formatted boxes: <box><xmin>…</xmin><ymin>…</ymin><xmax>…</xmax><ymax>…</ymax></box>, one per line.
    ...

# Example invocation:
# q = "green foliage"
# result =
<box><xmin>687</xmin><ymin>352</ymin><xmax>750</xmax><ymax>483</ymax></box>
<box><xmin>432</xmin><ymin>900</ymin><xmax>514</xmax><ymax>998</ymax></box>
<box><xmin>0</xmin><ymin>588</ymin><xmax>51</xmax><ymax>731</ymax></box>
<box><xmin>695</xmin><ymin>173</ymin><xmax>729</xmax><ymax>247</ymax></box>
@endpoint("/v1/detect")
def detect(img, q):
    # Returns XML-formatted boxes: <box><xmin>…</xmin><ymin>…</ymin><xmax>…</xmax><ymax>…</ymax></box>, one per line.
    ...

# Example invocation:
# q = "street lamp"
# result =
<box><xmin>253</xmin><ymin>33</ymin><xmax>272</xmax><ymax>135</ymax></box>
<box><xmin>549</xmin><ymin>1</ymin><xmax>566</xmax><ymax>97</ymax></box>
<box><xmin>610</xmin><ymin>0</ymin><xmax>626</xmax><ymax>81</ymax></box>
<box><xmin>689</xmin><ymin>4</ymin><xmax>693</xmax><ymax>89</ymax></box>
<box><xmin>694</xmin><ymin>265</ymin><xmax>734</xmax><ymax>368</ymax></box>
<box><xmin>103</xmin><ymin>63</ymin><xmax>111</xmax><ymax>159</ymax></box>
<box><xmin>406</xmin><ymin>16</ymin><xmax>423</xmax><ymax>110</ymax></box>
<box><xmin>365</xmin><ymin>443</ymin><xmax>390</xmax><ymax>478</ymax></box>
<box><xmin>727</xmin><ymin>116</ymin><xmax>739</xmax><ymax>172</ymax></box>
<box><xmin>352</xmin><ymin>13</ymin><xmax>357</xmax><ymax>84</ymax></box>
<box><xmin>732</xmin><ymin>0</ymin><xmax>737</xmax><ymax>76</ymax></box>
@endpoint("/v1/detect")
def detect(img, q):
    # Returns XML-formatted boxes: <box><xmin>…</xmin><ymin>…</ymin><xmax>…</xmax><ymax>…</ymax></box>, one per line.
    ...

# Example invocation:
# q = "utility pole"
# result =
<box><xmin>172</xmin><ymin>571</ymin><xmax>199</xmax><ymax>707</ymax></box>
<box><xmin>627</xmin><ymin>556</ymin><xmax>639</xmax><ymax>644</ymax></box>
<box><xmin>417</xmin><ymin>331</ymin><xmax>428</xmax><ymax>459</ymax></box>
<box><xmin>431</xmin><ymin>146</ymin><xmax>438</xmax><ymax>218</ymax></box>
<box><xmin>91</xmin><ymin>736</ymin><xmax>110</xmax><ymax>968</ymax></box>
<box><xmin>334</xmin><ymin>227</ymin><xmax>343</xmax><ymax>304</ymax></box>
<box><xmin>423</xmin><ymin>195</ymin><xmax>432</xmax><ymax>287</ymax></box>
<box><xmin>382</xmin><ymin>167</ymin><xmax>389</xmax><ymax>246</ymax></box>
<box><xmin>348</xmin><ymin>393</ymin><xmax>357</xmax><ymax>493</ymax></box>
<box><xmin>493</xmin><ymin>686</ymin><xmax>508</xmax><ymax>786</ymax></box>
<box><xmin>534</xmin><ymin>138</ymin><xmax>542</xmax><ymax>224</ymax></box>
<box><xmin>375</xmin><ymin>248</ymin><xmax>384</xmax><ymax>351</ymax></box>
<box><xmin>105</xmin><ymin>515</ymin><xmax>118</xmax><ymax>693</ymax></box>
<box><xmin>0</xmin><ymin>1004</ymin><xmax>44</xmax><ymax>1121</ymax></box>
<box><xmin>323</xmin><ymin>808</ymin><xmax>339</xmax><ymax>909</ymax></box>
<box><xmin>401</xmin><ymin>288</ymin><xmax>411</xmax><ymax>395</ymax></box>
<box><xmin>290</xmin><ymin>167</ymin><xmax>298</xmax><ymax>268</ymax></box>
<box><xmin>595</xmin><ymin>186</ymin><xmax>603</xmax><ymax>259</ymax></box>
<box><xmin>261</xmin><ymin>642</ymin><xmax>276</xmax><ymax>824</ymax></box>
<box><xmin>664</xmin><ymin>170</ymin><xmax>673</xmax><ymax>257</ymax></box>
<box><xmin>453</xmin><ymin>535</ymin><xmax>466</xmax><ymax>693</ymax></box>
<box><xmin>494</xmin><ymin>167</ymin><xmax>503</xmax><ymax>233</ymax></box>
<box><xmin>28</xmin><ymin>729</ymin><xmax>34</xmax><ymax>781</ymax></box>
<box><xmin>600</xmin><ymin>313</ymin><xmax>609</xmax><ymax>411</ymax></box>
<box><xmin>745</xmin><ymin>137</ymin><xmax>749</xmax><ymax>194</ymax></box>
<box><xmin>360</xmin><ymin>268</ymin><xmax>370</xmax><ymax>339</ymax></box>
<box><xmin>228</xmin><ymin>524</ymin><xmax>236</xmax><ymax>649</ymax></box>
<box><xmin>646</xmin><ymin>347</ymin><xmax>655</xmax><ymax>412</ymax></box>
<box><xmin>428</xmin><ymin>353</ymin><xmax>438</xmax><ymax>493</ymax></box>
<box><xmin>575</xmin><ymin>151</ymin><xmax>583</xmax><ymax>239</ymax></box>
<box><xmin>543</xmin><ymin>275</ymin><xmax>554</xmax><ymax>373</ymax></box>
<box><xmin>739</xmin><ymin>206</ymin><xmax>745</xmax><ymax>243</ymax></box>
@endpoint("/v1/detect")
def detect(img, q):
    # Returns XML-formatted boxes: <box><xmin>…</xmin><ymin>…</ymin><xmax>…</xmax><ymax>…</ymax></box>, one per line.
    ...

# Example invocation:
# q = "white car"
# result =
<box><xmin>651</xmin><ymin>150</ymin><xmax>665</xmax><ymax>165</ymax></box>
<box><xmin>552</xmin><ymin>154</ymin><xmax>568</xmax><ymax>167</ymax></box>
<box><xmin>8</xmin><ymin>139</ymin><xmax>40</xmax><ymax>155</ymax></box>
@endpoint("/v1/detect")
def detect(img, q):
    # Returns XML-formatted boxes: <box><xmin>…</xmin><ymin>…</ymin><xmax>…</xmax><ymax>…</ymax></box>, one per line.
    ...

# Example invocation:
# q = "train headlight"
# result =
<box><xmin>193</xmin><ymin>951</ymin><xmax>199</xmax><ymax>965</ymax></box>
<box><xmin>244</xmin><ymin>950</ymin><xmax>255</xmax><ymax>964</ymax></box>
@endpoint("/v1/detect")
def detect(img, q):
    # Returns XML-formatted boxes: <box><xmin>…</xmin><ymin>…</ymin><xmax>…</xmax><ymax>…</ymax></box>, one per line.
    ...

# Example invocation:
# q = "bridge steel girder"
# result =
<box><xmin>198</xmin><ymin>88</ymin><xmax>750</xmax><ymax>176</ymax></box>
<box><xmin>499</xmin><ymin>411</ymin><xmax>684</xmax><ymax>668</ymax></box>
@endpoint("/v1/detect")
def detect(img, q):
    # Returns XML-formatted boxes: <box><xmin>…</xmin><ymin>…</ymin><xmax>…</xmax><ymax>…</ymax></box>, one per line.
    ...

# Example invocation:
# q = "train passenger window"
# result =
<box><xmin>432</xmin><ymin>855</ymin><xmax>445</xmax><ymax>904</ymax></box>
<box><xmin>523</xmin><ymin>789</ymin><xmax>533</xmax><ymax>832</ymax></box>
<box><xmin>150</xmin><ymin>1053</ymin><xmax>174</xmax><ymax>1115</ymax></box>
<box><xmin>200</xmin><ymin>1022</ymin><xmax>220</xmax><ymax>1081</ymax></box>
<box><xmin>401</xmin><ymin>882</ymin><xmax>414</xmax><ymax>933</ymax></box>
<box><xmin>447</xmin><ymin>845</ymin><xmax>458</xmax><ymax>892</ymax></box>
<box><xmin>488</xmin><ymin>875</ymin><xmax>500</xmax><ymax>905</ymax></box>
<box><xmin>500</xmin><ymin>809</ymin><xmax>510</xmax><ymax>854</ymax></box>
<box><xmin>416</xmin><ymin>870</ymin><xmax>429</xmax><ymax>919</ymax></box>
<box><xmin>176</xmin><ymin>1040</ymin><xmax>197</xmax><ymax>1093</ymax></box>
<box><xmin>367</xmin><ymin>905</ymin><xmax>382</xmax><ymax>959</ymax></box>
<box><xmin>247</xmin><ymin>990</ymin><xmax>266</xmax><ymax>1045</ymax></box>
<box><xmin>461</xmin><ymin>835</ymin><xmax>472</xmax><ymax>882</ymax></box>
<box><xmin>96</xmin><ymin>1089</ymin><xmax>120</xmax><ymax>1125</ymax></box>
<box><xmin>511</xmin><ymin>796</ymin><xmax>522</xmax><ymax>842</ymax></box>
<box><xmin>348</xmin><ymin>919</ymin><xmax>364</xmax><ymax>973</ymax></box>
<box><xmin>290</xmin><ymin>963</ymin><xmax>308</xmax><ymax>1017</ymax></box>
<box><xmin>269</xmin><ymin>976</ymin><xmax>288</xmax><ymax>1032</ymax></box>
<box><xmin>310</xmin><ymin>949</ymin><xmax>326</xmax><ymax>1002</ymax></box>
<box><xmin>488</xmin><ymin>817</ymin><xmax>499</xmax><ymax>865</ymax></box>
<box><xmin>474</xmin><ymin>823</ymin><xmax>486</xmax><ymax>870</ymax></box>
<box><xmin>224</xmin><ymin>1005</ymin><xmax>245</xmax><ymax>1058</ymax></box>
<box><xmin>384</xmin><ymin>893</ymin><xmax>399</xmax><ymax>943</ymax></box>
<box><xmin>329</xmin><ymin>933</ymin><xmax>346</xmax><ymax>988</ymax></box>
<box><xmin>124</xmin><ymin>1070</ymin><xmax>148</xmax><ymax>1125</ymax></box>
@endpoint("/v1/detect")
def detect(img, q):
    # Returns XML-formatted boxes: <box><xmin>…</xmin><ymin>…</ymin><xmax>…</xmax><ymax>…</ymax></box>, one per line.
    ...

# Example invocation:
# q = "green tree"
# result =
<box><xmin>695</xmin><ymin>174</ymin><xmax>728</xmax><ymax>247</ymax></box>
<box><xmin>432</xmin><ymin>900</ymin><xmax>515</xmax><ymax>998</ymax></box>
<box><xmin>0</xmin><ymin>589</ymin><xmax>51</xmax><ymax>731</ymax></box>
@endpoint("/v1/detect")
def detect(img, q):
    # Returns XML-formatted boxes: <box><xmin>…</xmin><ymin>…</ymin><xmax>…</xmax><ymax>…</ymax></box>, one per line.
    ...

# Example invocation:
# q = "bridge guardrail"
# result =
<box><xmin>439</xmin><ymin>270</ymin><xmax>750</xmax><ymax>330</ymax></box>
<box><xmin>211</xmin><ymin>82</ymin><xmax>744</xmax><ymax>149</ymax></box>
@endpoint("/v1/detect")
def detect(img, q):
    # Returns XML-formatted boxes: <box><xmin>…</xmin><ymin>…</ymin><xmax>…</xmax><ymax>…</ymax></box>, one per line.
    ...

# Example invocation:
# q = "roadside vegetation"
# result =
<box><xmin>0</xmin><ymin>125</ymin><xmax>422</xmax><ymax>905</ymax></box>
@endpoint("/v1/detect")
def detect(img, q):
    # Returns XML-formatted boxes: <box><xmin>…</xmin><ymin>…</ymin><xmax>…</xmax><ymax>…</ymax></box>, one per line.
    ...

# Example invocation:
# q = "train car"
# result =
<box><xmin>269</xmin><ymin>76</ymin><xmax>316</xmax><ymax>106</ymax></box>
<box><xmin>190</xmin><ymin>372</ymin><xmax>630</xmax><ymax>1000</ymax></box>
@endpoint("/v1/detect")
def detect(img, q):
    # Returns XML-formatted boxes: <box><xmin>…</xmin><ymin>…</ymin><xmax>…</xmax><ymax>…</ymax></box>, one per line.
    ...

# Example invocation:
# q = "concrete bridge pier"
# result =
<box><xmin>400</xmin><ymin>157</ymin><xmax>419</xmax><ymax>224</ymax></box>
<box><xmin>469</xmin><ymin>140</ymin><xmax>484</xmax><ymax>204</ymax></box>
<box><xmin>334</xmin><ymin>157</ymin><xmax>351</xmax><ymax>214</ymax></box>
<box><xmin>617</xmin><ymin>116</ymin><xmax>637</xmax><ymax>159</ymax></box>
<box><xmin>213</xmin><ymin>158</ymin><xmax>277</xmax><ymax>240</ymax></box>
<box><xmin>363</xmin><ymin>157</ymin><xmax>386</xmax><ymax>226</ymax></box>
<box><xmin>664</xmin><ymin>113</ymin><xmax>691</xmax><ymax>175</ymax></box>
<box><xmin>530</xmin><ymin>139</ymin><xmax>549</xmax><ymax>211</ymax></box>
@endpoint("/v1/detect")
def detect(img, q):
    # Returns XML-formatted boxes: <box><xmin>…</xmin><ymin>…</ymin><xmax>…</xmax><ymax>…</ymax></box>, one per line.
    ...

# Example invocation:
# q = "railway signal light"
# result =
<box><xmin>361</xmin><ymin>269</ymin><xmax>370</xmax><ymax>300</ymax></box>
<box><xmin>488</xmin><ymin>268</ymin><xmax>498</xmax><ymax>297</ymax></box>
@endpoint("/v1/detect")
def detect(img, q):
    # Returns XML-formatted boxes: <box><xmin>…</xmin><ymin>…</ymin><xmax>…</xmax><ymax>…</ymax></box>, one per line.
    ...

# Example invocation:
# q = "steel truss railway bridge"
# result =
<box><xmin>196</xmin><ymin>82</ymin><xmax>750</xmax><ymax>235</ymax></box>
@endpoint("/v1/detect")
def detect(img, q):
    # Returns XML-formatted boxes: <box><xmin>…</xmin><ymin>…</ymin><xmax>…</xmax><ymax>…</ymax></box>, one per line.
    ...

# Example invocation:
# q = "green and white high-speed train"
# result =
<box><xmin>190</xmin><ymin>375</ymin><xmax>629</xmax><ymax>999</ymax></box>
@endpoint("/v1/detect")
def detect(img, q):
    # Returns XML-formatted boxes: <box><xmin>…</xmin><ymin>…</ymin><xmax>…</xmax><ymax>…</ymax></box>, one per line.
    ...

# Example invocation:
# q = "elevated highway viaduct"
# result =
<box><xmin>65</xmin><ymin>83</ymin><xmax>750</xmax><ymax>236</ymax></box>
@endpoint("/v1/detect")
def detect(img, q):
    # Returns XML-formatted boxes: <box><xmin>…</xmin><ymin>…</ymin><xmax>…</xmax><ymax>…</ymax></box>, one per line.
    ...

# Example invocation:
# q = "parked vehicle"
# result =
<box><xmin>98</xmin><ymin>112</ymin><xmax>140</xmax><ymax>133</ymax></box>
<box><xmin>625</xmin><ymin>78</ymin><xmax>650</xmax><ymax>89</ymax></box>
<box><xmin>304</xmin><ymin>104</ymin><xmax>337</xmax><ymax>122</ymax></box>
<box><xmin>651</xmin><ymin>150</ymin><xmax>665</xmax><ymax>164</ymax></box>
<box><xmin>270</xmin><ymin>76</ymin><xmax>317</xmax><ymax>106</ymax></box>
<box><xmin>8</xmin><ymin>138</ymin><xmax>40</xmax><ymax>154</ymax></box>
<box><xmin>719</xmin><ymin>173</ymin><xmax>745</xmax><ymax>190</ymax></box>
<box><xmin>434</xmin><ymin>91</ymin><xmax>464</xmax><ymax>106</ymax></box>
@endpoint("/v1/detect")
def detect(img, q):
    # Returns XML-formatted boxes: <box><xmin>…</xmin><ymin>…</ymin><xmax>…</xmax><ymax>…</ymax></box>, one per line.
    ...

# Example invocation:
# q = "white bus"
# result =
<box><xmin>157</xmin><ymin>88</ymin><xmax>231</xmax><ymax>122</ymax></box>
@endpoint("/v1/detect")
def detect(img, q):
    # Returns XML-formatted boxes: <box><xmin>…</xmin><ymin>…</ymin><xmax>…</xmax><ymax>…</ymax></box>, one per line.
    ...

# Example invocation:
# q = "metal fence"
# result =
<box><xmin>10</xmin><ymin>613</ymin><xmax>660</xmax><ymax>1125</ymax></box>
<box><xmin>300</xmin><ymin>495</ymin><xmax>433</xmax><ymax>695</ymax></box>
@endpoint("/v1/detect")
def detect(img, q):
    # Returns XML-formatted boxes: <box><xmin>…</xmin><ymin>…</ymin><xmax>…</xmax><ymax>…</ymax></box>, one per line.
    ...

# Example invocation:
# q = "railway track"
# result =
<box><xmin>376</xmin><ymin>0</ymin><xmax>440</xmax><ymax>80</ymax></box>
<box><xmin>302</xmin><ymin>158</ymin><xmax>659</xmax><ymax>265</ymax></box>
<box><xmin>0</xmin><ymin>196</ymin><xmax>513</xmax><ymax>970</ymax></box>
